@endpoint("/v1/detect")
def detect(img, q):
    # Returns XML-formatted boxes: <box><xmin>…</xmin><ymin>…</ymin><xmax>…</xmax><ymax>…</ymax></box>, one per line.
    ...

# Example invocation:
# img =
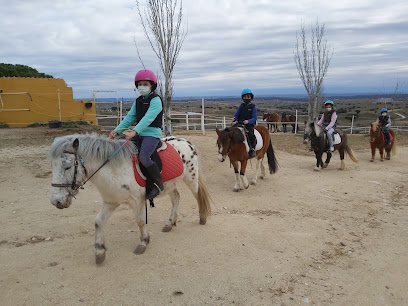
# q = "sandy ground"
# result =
<box><xmin>0</xmin><ymin>128</ymin><xmax>407</xmax><ymax>306</ymax></box>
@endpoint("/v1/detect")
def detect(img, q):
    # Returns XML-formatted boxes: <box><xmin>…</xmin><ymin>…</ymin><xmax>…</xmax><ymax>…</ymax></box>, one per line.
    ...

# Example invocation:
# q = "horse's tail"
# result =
<box><xmin>197</xmin><ymin>174</ymin><xmax>212</xmax><ymax>225</ymax></box>
<box><xmin>266</xmin><ymin>141</ymin><xmax>279</xmax><ymax>174</ymax></box>
<box><xmin>346</xmin><ymin>144</ymin><xmax>358</xmax><ymax>163</ymax></box>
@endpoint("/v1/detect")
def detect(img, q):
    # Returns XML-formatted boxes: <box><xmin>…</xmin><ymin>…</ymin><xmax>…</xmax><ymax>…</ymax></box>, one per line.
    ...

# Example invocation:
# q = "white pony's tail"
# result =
<box><xmin>197</xmin><ymin>174</ymin><xmax>212</xmax><ymax>224</ymax></box>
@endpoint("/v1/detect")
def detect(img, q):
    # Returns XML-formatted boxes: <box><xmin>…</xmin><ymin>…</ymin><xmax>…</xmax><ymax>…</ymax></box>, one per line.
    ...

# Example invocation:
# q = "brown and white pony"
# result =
<box><xmin>263</xmin><ymin>112</ymin><xmax>281</xmax><ymax>133</ymax></box>
<box><xmin>216</xmin><ymin>125</ymin><xmax>278</xmax><ymax>191</ymax></box>
<box><xmin>369</xmin><ymin>121</ymin><xmax>396</xmax><ymax>161</ymax></box>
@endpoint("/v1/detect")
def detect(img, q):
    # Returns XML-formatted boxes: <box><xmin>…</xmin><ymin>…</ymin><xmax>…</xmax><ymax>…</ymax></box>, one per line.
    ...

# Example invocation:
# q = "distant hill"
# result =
<box><xmin>0</xmin><ymin>63</ymin><xmax>53</xmax><ymax>78</ymax></box>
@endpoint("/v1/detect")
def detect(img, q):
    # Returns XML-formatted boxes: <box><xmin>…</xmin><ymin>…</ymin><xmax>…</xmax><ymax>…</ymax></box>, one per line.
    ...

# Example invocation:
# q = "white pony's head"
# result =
<box><xmin>50</xmin><ymin>138</ymin><xmax>87</xmax><ymax>209</ymax></box>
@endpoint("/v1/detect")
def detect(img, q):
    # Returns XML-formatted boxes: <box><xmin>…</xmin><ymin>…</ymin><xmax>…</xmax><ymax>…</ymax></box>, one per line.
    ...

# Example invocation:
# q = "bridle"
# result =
<box><xmin>51</xmin><ymin>150</ymin><xmax>88</xmax><ymax>192</ymax></box>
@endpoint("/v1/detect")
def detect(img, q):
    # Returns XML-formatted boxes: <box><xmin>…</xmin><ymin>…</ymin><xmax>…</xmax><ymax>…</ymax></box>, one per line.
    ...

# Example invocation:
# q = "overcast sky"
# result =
<box><xmin>1</xmin><ymin>0</ymin><xmax>407</xmax><ymax>98</ymax></box>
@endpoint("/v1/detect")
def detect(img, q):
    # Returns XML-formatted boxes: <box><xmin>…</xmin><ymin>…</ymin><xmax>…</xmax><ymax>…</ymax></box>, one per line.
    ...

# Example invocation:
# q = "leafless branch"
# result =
<box><xmin>294</xmin><ymin>20</ymin><xmax>333</xmax><ymax>122</ymax></box>
<box><xmin>136</xmin><ymin>0</ymin><xmax>187</xmax><ymax>134</ymax></box>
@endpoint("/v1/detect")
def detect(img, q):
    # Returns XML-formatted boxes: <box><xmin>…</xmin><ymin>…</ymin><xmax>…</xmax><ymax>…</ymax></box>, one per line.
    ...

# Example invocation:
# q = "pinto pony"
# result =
<box><xmin>369</xmin><ymin>121</ymin><xmax>396</xmax><ymax>161</ymax></box>
<box><xmin>216</xmin><ymin>125</ymin><xmax>278</xmax><ymax>191</ymax></box>
<box><xmin>304</xmin><ymin>121</ymin><xmax>358</xmax><ymax>171</ymax></box>
<box><xmin>263</xmin><ymin>112</ymin><xmax>281</xmax><ymax>133</ymax></box>
<box><xmin>49</xmin><ymin>134</ymin><xmax>211</xmax><ymax>264</ymax></box>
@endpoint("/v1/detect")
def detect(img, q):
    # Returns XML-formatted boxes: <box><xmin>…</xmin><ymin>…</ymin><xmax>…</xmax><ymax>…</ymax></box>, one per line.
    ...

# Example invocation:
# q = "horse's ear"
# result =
<box><xmin>216</xmin><ymin>128</ymin><xmax>220</xmax><ymax>136</ymax></box>
<box><xmin>73</xmin><ymin>138</ymin><xmax>79</xmax><ymax>152</ymax></box>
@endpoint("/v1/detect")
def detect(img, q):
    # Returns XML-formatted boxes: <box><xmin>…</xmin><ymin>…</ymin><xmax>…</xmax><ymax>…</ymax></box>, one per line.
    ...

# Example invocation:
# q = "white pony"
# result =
<box><xmin>49</xmin><ymin>134</ymin><xmax>211</xmax><ymax>264</ymax></box>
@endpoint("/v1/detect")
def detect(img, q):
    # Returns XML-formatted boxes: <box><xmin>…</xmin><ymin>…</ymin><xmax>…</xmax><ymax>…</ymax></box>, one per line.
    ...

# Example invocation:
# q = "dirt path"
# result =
<box><xmin>0</xmin><ymin>129</ymin><xmax>407</xmax><ymax>305</ymax></box>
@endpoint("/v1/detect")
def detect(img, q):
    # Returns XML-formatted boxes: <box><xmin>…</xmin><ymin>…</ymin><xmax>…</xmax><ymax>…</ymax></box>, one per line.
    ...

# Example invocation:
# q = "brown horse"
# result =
<box><xmin>369</xmin><ymin>121</ymin><xmax>396</xmax><ymax>162</ymax></box>
<box><xmin>281</xmin><ymin>112</ymin><xmax>300</xmax><ymax>133</ymax></box>
<box><xmin>216</xmin><ymin>125</ymin><xmax>278</xmax><ymax>191</ymax></box>
<box><xmin>263</xmin><ymin>113</ymin><xmax>281</xmax><ymax>132</ymax></box>
<box><xmin>304</xmin><ymin>121</ymin><xmax>358</xmax><ymax>171</ymax></box>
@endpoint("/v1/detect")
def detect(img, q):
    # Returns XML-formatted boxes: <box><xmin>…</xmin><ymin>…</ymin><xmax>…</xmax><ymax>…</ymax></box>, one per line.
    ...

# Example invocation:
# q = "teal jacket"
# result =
<box><xmin>114</xmin><ymin>94</ymin><xmax>163</xmax><ymax>138</ymax></box>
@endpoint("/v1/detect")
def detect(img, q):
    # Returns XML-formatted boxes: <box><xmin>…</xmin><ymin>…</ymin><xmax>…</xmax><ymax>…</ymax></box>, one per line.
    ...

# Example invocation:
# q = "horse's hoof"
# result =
<box><xmin>250</xmin><ymin>180</ymin><xmax>257</xmax><ymax>185</ymax></box>
<box><xmin>314</xmin><ymin>166</ymin><xmax>321</xmax><ymax>171</ymax></box>
<box><xmin>233</xmin><ymin>187</ymin><xmax>240</xmax><ymax>192</ymax></box>
<box><xmin>322</xmin><ymin>163</ymin><xmax>329</xmax><ymax>168</ymax></box>
<box><xmin>133</xmin><ymin>244</ymin><xmax>147</xmax><ymax>255</ymax></box>
<box><xmin>370</xmin><ymin>159</ymin><xmax>374</xmax><ymax>162</ymax></box>
<box><xmin>199</xmin><ymin>217</ymin><xmax>206</xmax><ymax>225</ymax></box>
<box><xmin>260</xmin><ymin>175</ymin><xmax>264</xmax><ymax>180</ymax></box>
<box><xmin>95</xmin><ymin>252</ymin><xmax>106</xmax><ymax>265</ymax></box>
<box><xmin>162</xmin><ymin>224</ymin><xmax>173</xmax><ymax>232</ymax></box>
<box><xmin>380</xmin><ymin>159</ymin><xmax>384</xmax><ymax>162</ymax></box>
<box><xmin>244</xmin><ymin>184</ymin><xmax>249</xmax><ymax>189</ymax></box>
<box><xmin>386</xmin><ymin>157</ymin><xmax>390</xmax><ymax>160</ymax></box>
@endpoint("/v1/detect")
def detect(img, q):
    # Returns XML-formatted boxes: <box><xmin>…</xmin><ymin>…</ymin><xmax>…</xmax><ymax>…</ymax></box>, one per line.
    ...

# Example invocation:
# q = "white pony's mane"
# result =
<box><xmin>313</xmin><ymin>120</ymin><xmax>323</xmax><ymax>136</ymax></box>
<box><xmin>49</xmin><ymin>133</ymin><xmax>137</xmax><ymax>165</ymax></box>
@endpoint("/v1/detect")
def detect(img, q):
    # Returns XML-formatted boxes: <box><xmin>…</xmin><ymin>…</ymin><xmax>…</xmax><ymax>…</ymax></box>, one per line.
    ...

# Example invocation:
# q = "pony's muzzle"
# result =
<box><xmin>50</xmin><ymin>195</ymin><xmax>72</xmax><ymax>209</ymax></box>
<box><xmin>218</xmin><ymin>154</ymin><xmax>225</xmax><ymax>162</ymax></box>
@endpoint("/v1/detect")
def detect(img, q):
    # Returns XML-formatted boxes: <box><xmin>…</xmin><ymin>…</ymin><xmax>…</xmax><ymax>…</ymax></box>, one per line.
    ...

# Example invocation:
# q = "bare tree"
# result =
<box><xmin>294</xmin><ymin>21</ymin><xmax>332</xmax><ymax>123</ymax></box>
<box><xmin>136</xmin><ymin>0</ymin><xmax>187</xmax><ymax>135</ymax></box>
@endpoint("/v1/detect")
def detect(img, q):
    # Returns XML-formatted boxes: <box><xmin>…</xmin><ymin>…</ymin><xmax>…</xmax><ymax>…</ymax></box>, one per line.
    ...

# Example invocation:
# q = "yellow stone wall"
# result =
<box><xmin>0</xmin><ymin>77</ymin><xmax>97</xmax><ymax>127</ymax></box>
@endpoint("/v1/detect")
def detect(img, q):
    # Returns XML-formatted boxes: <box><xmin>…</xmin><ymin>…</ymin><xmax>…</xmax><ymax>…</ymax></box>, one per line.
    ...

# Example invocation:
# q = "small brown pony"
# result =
<box><xmin>216</xmin><ymin>125</ymin><xmax>278</xmax><ymax>191</ymax></box>
<box><xmin>263</xmin><ymin>113</ymin><xmax>281</xmax><ymax>132</ymax></box>
<box><xmin>281</xmin><ymin>113</ymin><xmax>300</xmax><ymax>133</ymax></box>
<box><xmin>370</xmin><ymin>121</ymin><xmax>396</xmax><ymax>161</ymax></box>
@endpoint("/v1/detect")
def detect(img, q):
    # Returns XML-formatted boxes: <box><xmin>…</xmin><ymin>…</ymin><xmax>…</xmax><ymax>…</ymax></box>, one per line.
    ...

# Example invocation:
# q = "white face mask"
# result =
<box><xmin>138</xmin><ymin>85</ymin><xmax>151</xmax><ymax>96</ymax></box>
<box><xmin>381</xmin><ymin>113</ymin><xmax>387</xmax><ymax>116</ymax></box>
<box><xmin>326</xmin><ymin>107</ymin><xmax>332</xmax><ymax>112</ymax></box>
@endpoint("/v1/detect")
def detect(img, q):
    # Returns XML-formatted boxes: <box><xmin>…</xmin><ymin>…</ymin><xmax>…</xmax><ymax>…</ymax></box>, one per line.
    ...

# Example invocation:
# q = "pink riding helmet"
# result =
<box><xmin>134</xmin><ymin>69</ymin><xmax>158</xmax><ymax>87</ymax></box>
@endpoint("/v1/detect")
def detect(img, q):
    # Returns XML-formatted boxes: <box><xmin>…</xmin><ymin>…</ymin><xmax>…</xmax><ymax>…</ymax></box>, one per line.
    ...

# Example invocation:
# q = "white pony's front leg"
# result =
<box><xmin>233</xmin><ymin>173</ymin><xmax>241</xmax><ymax>192</ymax></box>
<box><xmin>240</xmin><ymin>174</ymin><xmax>249</xmax><ymax>189</ymax></box>
<box><xmin>162</xmin><ymin>187</ymin><xmax>180</xmax><ymax>232</ymax></box>
<box><xmin>95</xmin><ymin>202</ymin><xmax>119</xmax><ymax>264</ymax></box>
<box><xmin>251</xmin><ymin>159</ymin><xmax>261</xmax><ymax>185</ymax></box>
<box><xmin>132</xmin><ymin>195</ymin><xmax>150</xmax><ymax>255</ymax></box>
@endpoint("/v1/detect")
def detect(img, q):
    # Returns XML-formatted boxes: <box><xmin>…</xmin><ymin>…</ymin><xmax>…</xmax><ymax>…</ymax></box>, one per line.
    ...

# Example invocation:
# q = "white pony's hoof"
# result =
<box><xmin>314</xmin><ymin>166</ymin><xmax>321</xmax><ymax>171</ymax></box>
<box><xmin>250</xmin><ymin>179</ymin><xmax>257</xmax><ymax>185</ymax></box>
<box><xmin>233</xmin><ymin>187</ymin><xmax>240</xmax><ymax>192</ymax></box>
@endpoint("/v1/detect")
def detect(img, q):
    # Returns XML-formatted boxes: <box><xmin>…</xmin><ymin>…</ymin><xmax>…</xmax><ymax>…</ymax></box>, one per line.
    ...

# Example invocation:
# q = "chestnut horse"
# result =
<box><xmin>216</xmin><ymin>125</ymin><xmax>278</xmax><ymax>191</ymax></box>
<box><xmin>263</xmin><ymin>113</ymin><xmax>281</xmax><ymax>132</ymax></box>
<box><xmin>304</xmin><ymin>121</ymin><xmax>358</xmax><ymax>171</ymax></box>
<box><xmin>369</xmin><ymin>121</ymin><xmax>396</xmax><ymax>161</ymax></box>
<box><xmin>281</xmin><ymin>113</ymin><xmax>299</xmax><ymax>133</ymax></box>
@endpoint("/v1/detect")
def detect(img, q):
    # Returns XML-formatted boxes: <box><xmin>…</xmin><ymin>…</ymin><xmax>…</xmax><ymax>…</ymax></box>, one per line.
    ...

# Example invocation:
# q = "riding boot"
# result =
<box><xmin>145</xmin><ymin>163</ymin><xmax>164</xmax><ymax>200</ymax></box>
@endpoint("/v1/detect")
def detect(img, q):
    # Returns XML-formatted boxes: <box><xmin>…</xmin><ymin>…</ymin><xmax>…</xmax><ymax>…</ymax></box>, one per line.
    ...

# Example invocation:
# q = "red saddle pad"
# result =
<box><xmin>131</xmin><ymin>142</ymin><xmax>184</xmax><ymax>187</ymax></box>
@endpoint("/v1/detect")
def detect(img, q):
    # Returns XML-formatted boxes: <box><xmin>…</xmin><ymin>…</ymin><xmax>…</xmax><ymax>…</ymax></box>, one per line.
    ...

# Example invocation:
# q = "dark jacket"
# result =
<box><xmin>135</xmin><ymin>93</ymin><xmax>163</xmax><ymax>128</ymax></box>
<box><xmin>234</xmin><ymin>102</ymin><xmax>257</xmax><ymax>125</ymax></box>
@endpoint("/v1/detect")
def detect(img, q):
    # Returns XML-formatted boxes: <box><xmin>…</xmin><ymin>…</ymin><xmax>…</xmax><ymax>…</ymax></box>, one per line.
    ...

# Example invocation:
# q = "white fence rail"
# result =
<box><xmin>97</xmin><ymin>100</ymin><xmax>408</xmax><ymax>135</ymax></box>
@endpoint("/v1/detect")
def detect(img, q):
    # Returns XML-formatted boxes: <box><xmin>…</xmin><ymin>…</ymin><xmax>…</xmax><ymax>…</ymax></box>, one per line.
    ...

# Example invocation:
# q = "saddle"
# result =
<box><xmin>381</xmin><ymin>129</ymin><xmax>393</xmax><ymax>143</ymax></box>
<box><xmin>131</xmin><ymin>141</ymin><xmax>183</xmax><ymax>188</ymax></box>
<box><xmin>236</xmin><ymin>126</ymin><xmax>263</xmax><ymax>153</ymax></box>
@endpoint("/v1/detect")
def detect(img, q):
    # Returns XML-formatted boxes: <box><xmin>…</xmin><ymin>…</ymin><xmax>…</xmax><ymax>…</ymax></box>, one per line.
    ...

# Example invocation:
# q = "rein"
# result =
<box><xmin>51</xmin><ymin>139</ymin><xmax>130</xmax><ymax>192</ymax></box>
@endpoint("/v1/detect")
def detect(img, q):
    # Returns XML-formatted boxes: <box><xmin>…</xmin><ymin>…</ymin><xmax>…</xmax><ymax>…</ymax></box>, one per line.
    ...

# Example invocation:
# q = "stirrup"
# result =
<box><xmin>146</xmin><ymin>184</ymin><xmax>161</xmax><ymax>200</ymax></box>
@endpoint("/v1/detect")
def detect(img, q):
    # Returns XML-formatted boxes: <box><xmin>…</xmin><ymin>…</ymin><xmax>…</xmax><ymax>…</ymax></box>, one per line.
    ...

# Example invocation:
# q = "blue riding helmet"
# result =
<box><xmin>324</xmin><ymin>100</ymin><xmax>334</xmax><ymax>106</ymax></box>
<box><xmin>241</xmin><ymin>88</ymin><xmax>254</xmax><ymax>99</ymax></box>
<box><xmin>380</xmin><ymin>107</ymin><xmax>388</xmax><ymax>113</ymax></box>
